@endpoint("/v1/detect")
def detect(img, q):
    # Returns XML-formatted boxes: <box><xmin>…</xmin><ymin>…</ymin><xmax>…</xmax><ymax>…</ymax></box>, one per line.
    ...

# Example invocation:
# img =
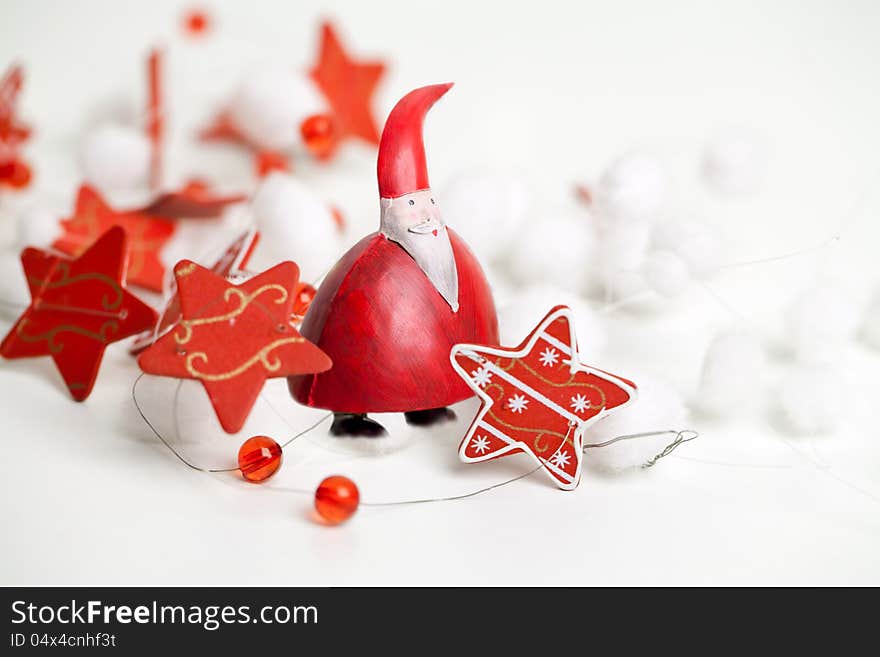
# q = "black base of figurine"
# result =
<box><xmin>404</xmin><ymin>407</ymin><xmax>457</xmax><ymax>426</ymax></box>
<box><xmin>330</xmin><ymin>413</ymin><xmax>388</xmax><ymax>437</ymax></box>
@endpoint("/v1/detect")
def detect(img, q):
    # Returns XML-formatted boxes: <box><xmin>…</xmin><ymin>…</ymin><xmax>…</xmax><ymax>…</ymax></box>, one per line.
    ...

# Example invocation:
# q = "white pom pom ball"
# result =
<box><xmin>80</xmin><ymin>124</ymin><xmax>151</xmax><ymax>192</ymax></box>
<box><xmin>861</xmin><ymin>288</ymin><xmax>880</xmax><ymax>351</ymax></box>
<box><xmin>583</xmin><ymin>374</ymin><xmax>688</xmax><ymax>473</ymax></box>
<box><xmin>787</xmin><ymin>280</ymin><xmax>859</xmax><ymax>364</ymax></box>
<box><xmin>598</xmin><ymin>267</ymin><xmax>649</xmax><ymax>302</ymax></box>
<box><xmin>439</xmin><ymin>171</ymin><xmax>531</xmax><ymax>263</ymax></box>
<box><xmin>594</xmin><ymin>152</ymin><xmax>667</xmax><ymax>222</ymax></box>
<box><xmin>644</xmin><ymin>250</ymin><xmax>691</xmax><ymax>298</ymax></box>
<box><xmin>248</xmin><ymin>173</ymin><xmax>342</xmax><ymax>282</ymax></box>
<box><xmin>702</xmin><ymin>128</ymin><xmax>768</xmax><ymax>196</ymax></box>
<box><xmin>16</xmin><ymin>206</ymin><xmax>59</xmax><ymax>249</ymax></box>
<box><xmin>229</xmin><ymin>70</ymin><xmax>325</xmax><ymax>152</ymax></box>
<box><xmin>696</xmin><ymin>332</ymin><xmax>766</xmax><ymax>416</ymax></box>
<box><xmin>652</xmin><ymin>218</ymin><xmax>724</xmax><ymax>278</ymax></box>
<box><xmin>597</xmin><ymin>216</ymin><xmax>652</xmax><ymax>271</ymax></box>
<box><xmin>778</xmin><ymin>365</ymin><xmax>842</xmax><ymax>435</ymax></box>
<box><xmin>498</xmin><ymin>284</ymin><xmax>606</xmax><ymax>361</ymax></box>
<box><xmin>505</xmin><ymin>211</ymin><xmax>593</xmax><ymax>293</ymax></box>
<box><xmin>593</xmin><ymin>218</ymin><xmax>651</xmax><ymax>302</ymax></box>
<box><xmin>0</xmin><ymin>250</ymin><xmax>29</xmax><ymax>319</ymax></box>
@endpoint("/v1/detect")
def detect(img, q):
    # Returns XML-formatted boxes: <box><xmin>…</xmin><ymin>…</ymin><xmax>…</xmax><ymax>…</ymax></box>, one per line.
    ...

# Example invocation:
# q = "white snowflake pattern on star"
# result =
<box><xmin>471</xmin><ymin>435</ymin><xmax>491</xmax><ymax>454</ymax></box>
<box><xmin>550</xmin><ymin>450</ymin><xmax>571</xmax><ymax>469</ymax></box>
<box><xmin>538</xmin><ymin>347</ymin><xmax>559</xmax><ymax>367</ymax></box>
<box><xmin>570</xmin><ymin>393</ymin><xmax>590</xmax><ymax>414</ymax></box>
<box><xmin>507</xmin><ymin>394</ymin><xmax>529</xmax><ymax>414</ymax></box>
<box><xmin>471</xmin><ymin>365</ymin><xmax>493</xmax><ymax>388</ymax></box>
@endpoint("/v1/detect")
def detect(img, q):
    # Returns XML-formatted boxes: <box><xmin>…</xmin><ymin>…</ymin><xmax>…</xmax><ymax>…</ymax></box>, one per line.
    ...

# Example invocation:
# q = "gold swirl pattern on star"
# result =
<box><xmin>184</xmin><ymin>336</ymin><xmax>305</xmax><ymax>381</ymax></box>
<box><xmin>15</xmin><ymin>318</ymin><xmax>120</xmax><ymax>353</ymax></box>
<box><xmin>27</xmin><ymin>261</ymin><xmax>124</xmax><ymax>311</ymax></box>
<box><xmin>482</xmin><ymin>362</ymin><xmax>601</xmax><ymax>454</ymax></box>
<box><xmin>174</xmin><ymin>262</ymin><xmax>198</xmax><ymax>278</ymax></box>
<box><xmin>174</xmin><ymin>284</ymin><xmax>289</xmax><ymax>345</ymax></box>
<box><xmin>509</xmin><ymin>357</ymin><xmax>608</xmax><ymax>410</ymax></box>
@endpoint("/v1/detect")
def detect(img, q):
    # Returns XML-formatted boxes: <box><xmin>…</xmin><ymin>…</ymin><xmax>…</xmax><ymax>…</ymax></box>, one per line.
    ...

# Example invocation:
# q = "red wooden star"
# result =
<box><xmin>138</xmin><ymin>179</ymin><xmax>247</xmax><ymax>219</ymax></box>
<box><xmin>309</xmin><ymin>21</ymin><xmax>385</xmax><ymax>146</ymax></box>
<box><xmin>137</xmin><ymin>259</ymin><xmax>332</xmax><ymax>433</ymax></box>
<box><xmin>450</xmin><ymin>306</ymin><xmax>637</xmax><ymax>490</ymax></box>
<box><xmin>200</xmin><ymin>22</ymin><xmax>384</xmax><ymax>166</ymax></box>
<box><xmin>0</xmin><ymin>227</ymin><xmax>158</xmax><ymax>401</ymax></box>
<box><xmin>53</xmin><ymin>185</ymin><xmax>175</xmax><ymax>292</ymax></box>
<box><xmin>129</xmin><ymin>228</ymin><xmax>259</xmax><ymax>355</ymax></box>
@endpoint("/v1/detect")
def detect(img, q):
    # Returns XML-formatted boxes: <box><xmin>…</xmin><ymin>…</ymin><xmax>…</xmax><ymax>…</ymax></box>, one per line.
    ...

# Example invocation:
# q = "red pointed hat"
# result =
<box><xmin>377</xmin><ymin>83</ymin><xmax>452</xmax><ymax>199</ymax></box>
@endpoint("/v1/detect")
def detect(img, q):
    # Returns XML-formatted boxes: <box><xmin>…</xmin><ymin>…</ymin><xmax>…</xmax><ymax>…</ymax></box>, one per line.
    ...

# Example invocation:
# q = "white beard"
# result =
<box><xmin>383</xmin><ymin>223</ymin><xmax>460</xmax><ymax>312</ymax></box>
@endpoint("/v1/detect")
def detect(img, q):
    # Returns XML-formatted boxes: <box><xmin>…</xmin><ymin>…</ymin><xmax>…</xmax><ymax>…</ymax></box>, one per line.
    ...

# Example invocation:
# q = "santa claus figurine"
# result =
<box><xmin>289</xmin><ymin>83</ymin><xmax>499</xmax><ymax>435</ymax></box>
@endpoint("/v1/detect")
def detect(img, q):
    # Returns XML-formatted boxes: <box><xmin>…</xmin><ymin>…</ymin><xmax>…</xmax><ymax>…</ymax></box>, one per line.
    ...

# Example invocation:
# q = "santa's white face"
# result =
<box><xmin>380</xmin><ymin>189</ymin><xmax>459</xmax><ymax>312</ymax></box>
<box><xmin>382</xmin><ymin>189</ymin><xmax>443</xmax><ymax>233</ymax></box>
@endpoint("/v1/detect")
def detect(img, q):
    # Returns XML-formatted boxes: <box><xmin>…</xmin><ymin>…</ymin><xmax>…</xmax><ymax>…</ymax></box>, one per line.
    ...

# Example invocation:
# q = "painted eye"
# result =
<box><xmin>408</xmin><ymin>199</ymin><xmax>415</xmax><ymax>206</ymax></box>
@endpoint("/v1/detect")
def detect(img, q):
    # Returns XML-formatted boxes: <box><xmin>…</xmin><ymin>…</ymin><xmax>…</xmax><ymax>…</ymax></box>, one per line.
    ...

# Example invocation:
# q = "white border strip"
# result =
<box><xmin>538</xmin><ymin>331</ymin><xmax>572</xmax><ymax>356</ymax></box>
<box><xmin>476</xmin><ymin>420</ymin><xmax>517</xmax><ymax>447</ymax></box>
<box><xmin>461</xmin><ymin>350</ymin><xmax>582</xmax><ymax>425</ymax></box>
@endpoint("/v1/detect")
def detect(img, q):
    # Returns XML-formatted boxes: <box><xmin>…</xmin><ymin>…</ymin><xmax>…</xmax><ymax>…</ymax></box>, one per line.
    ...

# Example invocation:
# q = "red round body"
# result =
<box><xmin>289</xmin><ymin>228</ymin><xmax>499</xmax><ymax>413</ymax></box>
<box><xmin>237</xmin><ymin>436</ymin><xmax>283</xmax><ymax>483</ymax></box>
<box><xmin>314</xmin><ymin>476</ymin><xmax>360</xmax><ymax>524</ymax></box>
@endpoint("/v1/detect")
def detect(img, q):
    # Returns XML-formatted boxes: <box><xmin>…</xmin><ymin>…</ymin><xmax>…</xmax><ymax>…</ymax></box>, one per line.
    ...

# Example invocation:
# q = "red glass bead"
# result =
<box><xmin>0</xmin><ymin>159</ymin><xmax>31</xmax><ymax>189</ymax></box>
<box><xmin>183</xmin><ymin>9</ymin><xmax>210</xmax><ymax>36</ymax></box>
<box><xmin>237</xmin><ymin>435</ymin><xmax>282</xmax><ymax>483</ymax></box>
<box><xmin>291</xmin><ymin>282</ymin><xmax>316</xmax><ymax>322</ymax></box>
<box><xmin>300</xmin><ymin>114</ymin><xmax>338</xmax><ymax>160</ymax></box>
<box><xmin>314</xmin><ymin>475</ymin><xmax>359</xmax><ymax>524</ymax></box>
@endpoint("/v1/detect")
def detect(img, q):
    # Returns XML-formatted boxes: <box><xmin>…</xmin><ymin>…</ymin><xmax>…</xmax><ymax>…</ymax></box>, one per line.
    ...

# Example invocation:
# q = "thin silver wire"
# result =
<box><xmin>132</xmin><ymin>369</ymin><xmax>699</xmax><ymax>506</ymax></box>
<box><xmin>131</xmin><ymin>371</ymin><xmax>332</xmax><ymax>473</ymax></box>
<box><xmin>584</xmin><ymin>428</ymin><xmax>700</xmax><ymax>468</ymax></box>
<box><xmin>360</xmin><ymin>429</ymin><xmax>700</xmax><ymax>507</ymax></box>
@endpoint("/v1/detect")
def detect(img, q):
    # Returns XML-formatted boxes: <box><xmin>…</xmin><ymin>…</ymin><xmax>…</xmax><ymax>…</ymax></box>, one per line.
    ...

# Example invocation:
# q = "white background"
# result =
<box><xmin>1</xmin><ymin>0</ymin><xmax>879</xmax><ymax>585</ymax></box>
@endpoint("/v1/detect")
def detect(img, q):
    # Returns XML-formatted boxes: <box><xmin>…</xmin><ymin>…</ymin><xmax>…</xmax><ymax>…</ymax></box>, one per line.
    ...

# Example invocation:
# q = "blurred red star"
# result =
<box><xmin>0</xmin><ymin>227</ymin><xmax>157</xmax><ymax>401</ymax></box>
<box><xmin>0</xmin><ymin>64</ymin><xmax>33</xmax><ymax>189</ymax></box>
<box><xmin>53</xmin><ymin>185</ymin><xmax>175</xmax><ymax>292</ymax></box>
<box><xmin>0</xmin><ymin>64</ymin><xmax>31</xmax><ymax>152</ymax></box>
<box><xmin>139</xmin><ymin>179</ymin><xmax>247</xmax><ymax>219</ymax></box>
<box><xmin>138</xmin><ymin>260</ymin><xmax>332</xmax><ymax>433</ymax></box>
<box><xmin>309</xmin><ymin>21</ymin><xmax>385</xmax><ymax>146</ymax></box>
